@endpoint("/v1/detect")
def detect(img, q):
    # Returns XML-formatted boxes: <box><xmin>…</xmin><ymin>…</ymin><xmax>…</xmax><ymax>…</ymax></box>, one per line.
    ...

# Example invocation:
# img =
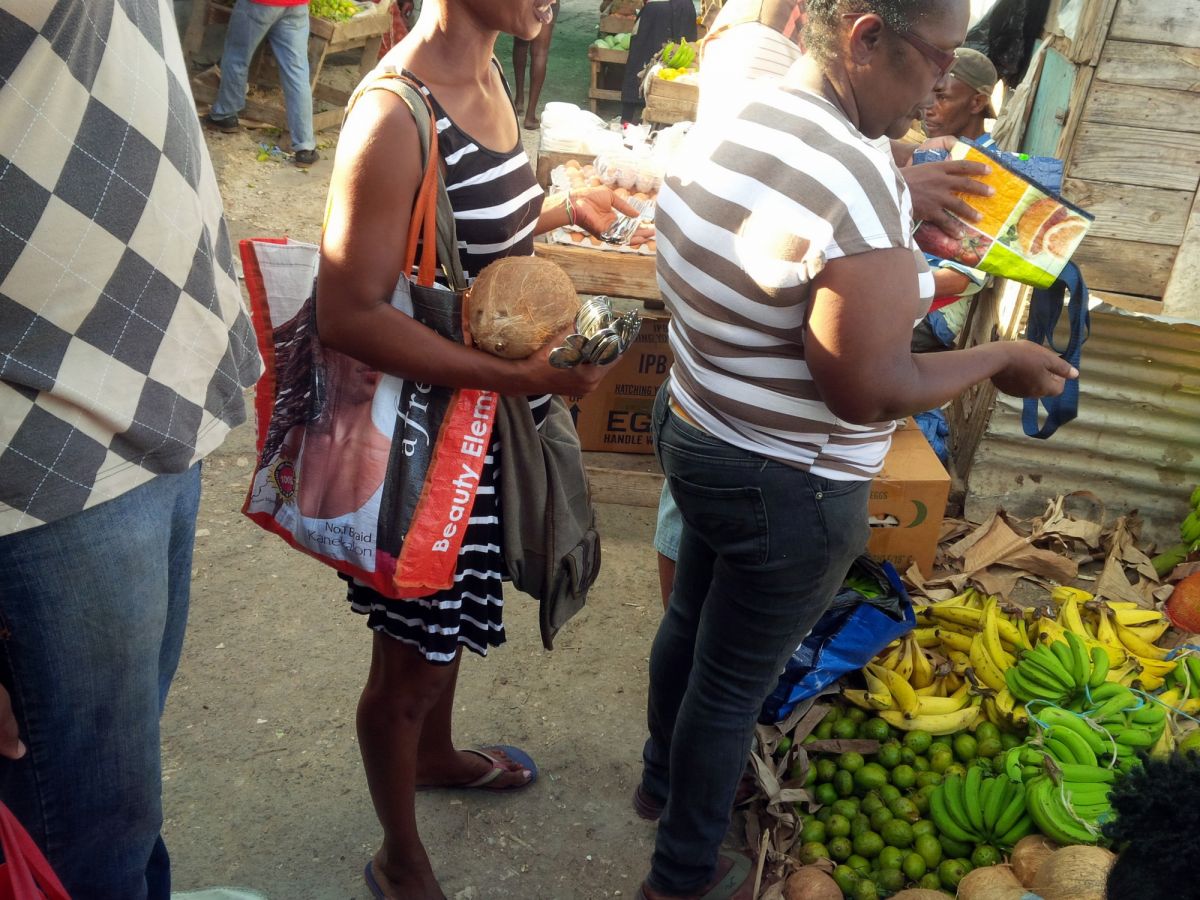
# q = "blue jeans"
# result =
<box><xmin>213</xmin><ymin>0</ymin><xmax>316</xmax><ymax>151</ymax></box>
<box><xmin>643</xmin><ymin>388</ymin><xmax>870</xmax><ymax>893</ymax></box>
<box><xmin>0</xmin><ymin>466</ymin><xmax>202</xmax><ymax>900</ymax></box>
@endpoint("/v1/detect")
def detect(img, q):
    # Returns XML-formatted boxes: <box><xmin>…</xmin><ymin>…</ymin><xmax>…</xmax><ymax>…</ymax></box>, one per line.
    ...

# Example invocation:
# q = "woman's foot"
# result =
<box><xmin>365</xmin><ymin>855</ymin><xmax>446</xmax><ymax>900</ymax></box>
<box><xmin>523</xmin><ymin>115</ymin><xmax>540</xmax><ymax>130</ymax></box>
<box><xmin>417</xmin><ymin>746</ymin><xmax>534</xmax><ymax>790</ymax></box>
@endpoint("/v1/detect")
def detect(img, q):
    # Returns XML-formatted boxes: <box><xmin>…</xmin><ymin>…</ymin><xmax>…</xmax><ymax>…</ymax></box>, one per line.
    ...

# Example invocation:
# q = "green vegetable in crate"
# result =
<box><xmin>310</xmin><ymin>0</ymin><xmax>360</xmax><ymax>22</ymax></box>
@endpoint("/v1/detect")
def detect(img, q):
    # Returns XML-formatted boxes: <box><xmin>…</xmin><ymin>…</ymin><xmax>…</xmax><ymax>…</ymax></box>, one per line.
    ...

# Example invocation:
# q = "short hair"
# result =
<box><xmin>803</xmin><ymin>0</ymin><xmax>948</xmax><ymax>64</ymax></box>
<box><xmin>1103</xmin><ymin>750</ymin><xmax>1200</xmax><ymax>898</ymax></box>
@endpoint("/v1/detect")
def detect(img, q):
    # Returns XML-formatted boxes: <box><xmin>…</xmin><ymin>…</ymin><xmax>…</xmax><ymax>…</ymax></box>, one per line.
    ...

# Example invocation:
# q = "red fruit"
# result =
<box><xmin>1166</xmin><ymin>572</ymin><xmax>1200</xmax><ymax>633</ymax></box>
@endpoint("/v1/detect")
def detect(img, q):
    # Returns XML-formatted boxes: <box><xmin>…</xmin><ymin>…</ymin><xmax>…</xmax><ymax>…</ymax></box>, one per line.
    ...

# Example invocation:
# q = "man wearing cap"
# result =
<box><xmin>923</xmin><ymin>47</ymin><xmax>999</xmax><ymax>146</ymax></box>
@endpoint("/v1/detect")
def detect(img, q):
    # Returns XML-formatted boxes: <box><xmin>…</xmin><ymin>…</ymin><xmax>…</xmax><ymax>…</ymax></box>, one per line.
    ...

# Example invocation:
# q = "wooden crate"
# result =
<box><xmin>600</xmin><ymin>13</ymin><xmax>638</xmax><ymax>35</ymax></box>
<box><xmin>588</xmin><ymin>47</ymin><xmax>628</xmax><ymax>114</ymax></box>
<box><xmin>643</xmin><ymin>76</ymin><xmax>698</xmax><ymax>125</ymax></box>
<box><xmin>533</xmin><ymin>242</ymin><xmax>663</xmax><ymax>307</ymax></box>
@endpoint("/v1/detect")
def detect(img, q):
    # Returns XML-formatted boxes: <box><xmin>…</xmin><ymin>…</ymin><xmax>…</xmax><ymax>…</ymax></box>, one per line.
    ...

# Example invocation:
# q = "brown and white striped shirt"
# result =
<box><xmin>656</xmin><ymin>86</ymin><xmax>934</xmax><ymax>480</ymax></box>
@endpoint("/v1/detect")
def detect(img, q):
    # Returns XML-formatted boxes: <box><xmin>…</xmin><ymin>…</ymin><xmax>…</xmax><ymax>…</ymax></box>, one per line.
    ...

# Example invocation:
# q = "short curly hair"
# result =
<box><xmin>803</xmin><ymin>0</ymin><xmax>951</xmax><ymax>65</ymax></box>
<box><xmin>1103</xmin><ymin>750</ymin><xmax>1200</xmax><ymax>899</ymax></box>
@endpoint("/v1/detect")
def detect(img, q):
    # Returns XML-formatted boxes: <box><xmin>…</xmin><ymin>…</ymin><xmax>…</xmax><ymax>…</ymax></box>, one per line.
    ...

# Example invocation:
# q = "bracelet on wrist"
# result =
<box><xmin>564</xmin><ymin>192</ymin><xmax>577</xmax><ymax>228</ymax></box>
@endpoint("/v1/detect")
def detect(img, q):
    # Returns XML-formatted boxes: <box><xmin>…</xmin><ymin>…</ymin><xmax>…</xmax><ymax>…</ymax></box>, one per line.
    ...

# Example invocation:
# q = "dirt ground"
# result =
<box><xmin>163</xmin><ymin>4</ymin><xmax>676</xmax><ymax>897</ymax></box>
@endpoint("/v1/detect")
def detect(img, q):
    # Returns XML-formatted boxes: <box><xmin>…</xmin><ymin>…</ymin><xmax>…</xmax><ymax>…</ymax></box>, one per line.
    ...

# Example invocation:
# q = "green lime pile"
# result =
<box><xmin>310</xmin><ymin>0</ymin><xmax>360</xmax><ymax>23</ymax></box>
<box><xmin>793</xmin><ymin>705</ymin><xmax>1027</xmax><ymax>898</ymax></box>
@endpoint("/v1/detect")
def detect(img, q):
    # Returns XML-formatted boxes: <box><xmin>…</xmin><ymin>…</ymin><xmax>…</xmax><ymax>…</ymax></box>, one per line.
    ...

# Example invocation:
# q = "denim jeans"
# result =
<box><xmin>0</xmin><ymin>465</ymin><xmax>202</xmax><ymax>900</ymax></box>
<box><xmin>643</xmin><ymin>388</ymin><xmax>870</xmax><ymax>894</ymax></box>
<box><xmin>212</xmin><ymin>0</ymin><xmax>316</xmax><ymax>151</ymax></box>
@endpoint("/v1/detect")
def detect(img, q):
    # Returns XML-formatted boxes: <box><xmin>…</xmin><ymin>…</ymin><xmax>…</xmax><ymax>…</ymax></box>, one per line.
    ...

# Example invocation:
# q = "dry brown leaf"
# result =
<box><xmin>948</xmin><ymin>511</ymin><xmax>1001</xmax><ymax>559</ymax></box>
<box><xmin>1095</xmin><ymin>552</ymin><xmax>1153</xmax><ymax>606</ymax></box>
<box><xmin>961</xmin><ymin>515</ymin><xmax>1031</xmax><ymax>571</ymax></box>
<box><xmin>972</xmin><ymin>568</ymin><xmax>1023</xmax><ymax>597</ymax></box>
<box><xmin>1033</xmin><ymin>493</ymin><xmax>1106</xmax><ymax>549</ymax></box>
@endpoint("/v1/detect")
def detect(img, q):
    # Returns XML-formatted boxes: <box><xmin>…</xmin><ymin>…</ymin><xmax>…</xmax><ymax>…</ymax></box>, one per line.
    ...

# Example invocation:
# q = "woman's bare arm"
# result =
<box><xmin>805</xmin><ymin>248</ymin><xmax>1076</xmax><ymax>424</ymax></box>
<box><xmin>317</xmin><ymin>90</ymin><xmax>606</xmax><ymax>397</ymax></box>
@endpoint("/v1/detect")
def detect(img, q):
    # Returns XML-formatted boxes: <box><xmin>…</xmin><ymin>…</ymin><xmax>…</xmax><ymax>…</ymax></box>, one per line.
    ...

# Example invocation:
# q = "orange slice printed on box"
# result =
<box><xmin>1041</xmin><ymin>217</ymin><xmax>1088</xmax><ymax>260</ymax></box>
<box><xmin>1016</xmin><ymin>197</ymin><xmax>1069</xmax><ymax>255</ymax></box>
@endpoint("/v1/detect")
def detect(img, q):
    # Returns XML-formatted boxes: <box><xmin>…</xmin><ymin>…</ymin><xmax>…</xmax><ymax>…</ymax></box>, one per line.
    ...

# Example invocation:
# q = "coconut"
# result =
<box><xmin>957</xmin><ymin>864</ymin><xmax>1027</xmax><ymax>900</ymax></box>
<box><xmin>1011</xmin><ymin>834</ymin><xmax>1059</xmax><ymax>887</ymax></box>
<box><xmin>890</xmin><ymin>891</ymin><xmax>949</xmax><ymax>900</ymax></box>
<box><xmin>466</xmin><ymin>256</ymin><xmax>579</xmax><ymax>359</ymax></box>
<box><xmin>1031</xmin><ymin>845</ymin><xmax>1116</xmax><ymax>900</ymax></box>
<box><xmin>782</xmin><ymin>867</ymin><xmax>841</xmax><ymax>900</ymax></box>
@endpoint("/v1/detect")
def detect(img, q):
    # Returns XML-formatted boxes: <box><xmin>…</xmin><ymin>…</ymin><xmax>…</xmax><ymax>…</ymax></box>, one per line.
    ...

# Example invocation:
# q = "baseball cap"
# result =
<box><xmin>951</xmin><ymin>48</ymin><xmax>998</xmax><ymax>116</ymax></box>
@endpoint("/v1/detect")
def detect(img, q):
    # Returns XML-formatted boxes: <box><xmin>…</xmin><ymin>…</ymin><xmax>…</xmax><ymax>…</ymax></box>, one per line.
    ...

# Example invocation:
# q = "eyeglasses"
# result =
<box><xmin>842</xmin><ymin>13</ymin><xmax>959</xmax><ymax>79</ymax></box>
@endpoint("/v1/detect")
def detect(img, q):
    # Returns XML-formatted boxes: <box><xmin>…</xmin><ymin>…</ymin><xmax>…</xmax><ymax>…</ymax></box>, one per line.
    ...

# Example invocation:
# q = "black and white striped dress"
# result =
<box><xmin>346</xmin><ymin>65</ymin><xmax>550</xmax><ymax>664</ymax></box>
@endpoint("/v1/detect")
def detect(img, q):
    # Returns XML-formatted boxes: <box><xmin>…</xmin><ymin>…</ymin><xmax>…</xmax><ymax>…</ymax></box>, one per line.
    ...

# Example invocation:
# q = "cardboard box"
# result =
<box><xmin>867</xmin><ymin>422</ymin><xmax>951</xmax><ymax>578</ymax></box>
<box><xmin>570</xmin><ymin>313</ymin><xmax>672</xmax><ymax>454</ymax></box>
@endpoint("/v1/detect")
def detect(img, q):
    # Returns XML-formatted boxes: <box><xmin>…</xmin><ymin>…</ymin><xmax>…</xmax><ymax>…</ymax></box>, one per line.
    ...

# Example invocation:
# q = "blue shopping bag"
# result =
<box><xmin>761</xmin><ymin>557</ymin><xmax>916</xmax><ymax>724</ymax></box>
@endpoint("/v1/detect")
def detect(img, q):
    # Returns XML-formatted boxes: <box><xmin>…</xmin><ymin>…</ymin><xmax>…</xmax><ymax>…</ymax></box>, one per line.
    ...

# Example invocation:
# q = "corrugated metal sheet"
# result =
<box><xmin>965</xmin><ymin>309</ymin><xmax>1200</xmax><ymax>544</ymax></box>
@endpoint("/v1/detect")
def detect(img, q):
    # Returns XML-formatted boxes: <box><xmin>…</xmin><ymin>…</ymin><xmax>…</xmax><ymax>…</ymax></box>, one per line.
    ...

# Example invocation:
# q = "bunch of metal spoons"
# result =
<box><xmin>548</xmin><ymin>296</ymin><xmax>642</xmax><ymax>369</ymax></box>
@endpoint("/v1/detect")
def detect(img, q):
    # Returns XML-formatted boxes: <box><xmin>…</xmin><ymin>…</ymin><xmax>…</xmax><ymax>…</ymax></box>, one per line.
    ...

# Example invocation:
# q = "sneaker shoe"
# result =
<box><xmin>293</xmin><ymin>149</ymin><xmax>320</xmax><ymax>168</ymax></box>
<box><xmin>204</xmin><ymin>112</ymin><xmax>240</xmax><ymax>133</ymax></box>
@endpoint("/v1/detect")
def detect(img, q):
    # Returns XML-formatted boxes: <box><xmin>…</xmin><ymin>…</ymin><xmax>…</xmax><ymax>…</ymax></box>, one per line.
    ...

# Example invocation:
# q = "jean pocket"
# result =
<box><xmin>668</xmin><ymin>474</ymin><xmax>769</xmax><ymax>566</ymax></box>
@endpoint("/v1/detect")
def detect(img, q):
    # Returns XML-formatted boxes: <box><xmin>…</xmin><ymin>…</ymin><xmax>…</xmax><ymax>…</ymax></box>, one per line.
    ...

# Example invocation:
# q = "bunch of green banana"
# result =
<box><xmin>928</xmin><ymin>768</ymin><xmax>1034</xmax><ymax>849</ymax></box>
<box><xmin>1035</xmin><ymin>683</ymin><xmax>1166</xmax><ymax>773</ymax></box>
<box><xmin>659</xmin><ymin>38</ymin><xmax>696</xmax><ymax>70</ymax></box>
<box><xmin>1151</xmin><ymin>484</ymin><xmax>1200</xmax><ymax>577</ymax></box>
<box><xmin>1005</xmin><ymin>632</ymin><xmax>1106</xmax><ymax>705</ymax></box>
<box><xmin>1037</xmin><ymin>590</ymin><xmax>1178</xmax><ymax>691</ymax></box>
<box><xmin>1025</xmin><ymin>772</ymin><xmax>1110</xmax><ymax>846</ymax></box>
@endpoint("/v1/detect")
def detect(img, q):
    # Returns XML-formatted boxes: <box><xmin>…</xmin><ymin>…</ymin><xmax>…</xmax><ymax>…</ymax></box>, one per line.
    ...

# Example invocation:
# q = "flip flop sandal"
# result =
<box><xmin>364</xmin><ymin>861</ymin><xmax>386</xmax><ymax>899</ymax></box>
<box><xmin>418</xmin><ymin>744</ymin><xmax>538</xmax><ymax>792</ymax></box>
<box><xmin>635</xmin><ymin>850</ymin><xmax>755</xmax><ymax>900</ymax></box>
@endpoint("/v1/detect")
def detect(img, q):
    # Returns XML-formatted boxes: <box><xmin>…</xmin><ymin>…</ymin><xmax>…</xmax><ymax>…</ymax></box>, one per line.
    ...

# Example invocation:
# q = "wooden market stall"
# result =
<box><xmin>952</xmin><ymin>0</ymin><xmax>1200</xmax><ymax>544</ymax></box>
<box><xmin>996</xmin><ymin>0</ymin><xmax>1200</xmax><ymax>319</ymax></box>
<box><xmin>589</xmin><ymin>0</ymin><xmax>642</xmax><ymax>112</ymax></box>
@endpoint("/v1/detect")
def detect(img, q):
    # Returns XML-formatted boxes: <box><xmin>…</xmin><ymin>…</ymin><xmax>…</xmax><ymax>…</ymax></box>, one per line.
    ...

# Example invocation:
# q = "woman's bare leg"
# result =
<box><xmin>357</xmin><ymin>635</ymin><xmax>459</xmax><ymax>900</ymax></box>
<box><xmin>523</xmin><ymin>17</ymin><xmax>556</xmax><ymax>128</ymax></box>
<box><xmin>512</xmin><ymin>38</ymin><xmax>530</xmax><ymax>118</ymax></box>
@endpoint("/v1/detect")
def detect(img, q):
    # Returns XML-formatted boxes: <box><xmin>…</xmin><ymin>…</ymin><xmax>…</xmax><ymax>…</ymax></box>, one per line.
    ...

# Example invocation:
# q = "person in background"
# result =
<box><xmin>206</xmin><ymin>0</ymin><xmax>321</xmax><ymax>167</ymax></box>
<box><xmin>0</xmin><ymin>1</ymin><xmax>263</xmax><ymax>897</ymax></box>
<box><xmin>921</xmin><ymin>46</ymin><xmax>998</xmax><ymax>146</ymax></box>
<box><xmin>379</xmin><ymin>0</ymin><xmax>417</xmax><ymax>57</ymax></box>
<box><xmin>621</xmin><ymin>0</ymin><xmax>698</xmax><ymax>124</ymax></box>
<box><xmin>636</xmin><ymin>2</ymin><xmax>1075</xmax><ymax>897</ymax></box>
<box><xmin>513</xmin><ymin>0</ymin><xmax>560</xmax><ymax>128</ymax></box>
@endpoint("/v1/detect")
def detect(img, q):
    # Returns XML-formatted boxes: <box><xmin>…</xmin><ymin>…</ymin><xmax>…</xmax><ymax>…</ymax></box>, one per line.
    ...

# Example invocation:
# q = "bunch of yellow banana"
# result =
<box><xmin>1038</xmin><ymin>587</ymin><xmax>1178</xmax><ymax>690</ymax></box>
<box><xmin>843</xmin><ymin>634</ymin><xmax>982</xmax><ymax>734</ymax></box>
<box><xmin>909</xmin><ymin>592</ymin><xmax>1031</xmax><ymax>731</ymax></box>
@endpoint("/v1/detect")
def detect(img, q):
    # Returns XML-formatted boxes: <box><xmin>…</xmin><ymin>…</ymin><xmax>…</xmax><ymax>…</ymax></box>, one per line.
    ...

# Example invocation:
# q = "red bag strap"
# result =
<box><xmin>0</xmin><ymin>802</ymin><xmax>70</xmax><ymax>900</ymax></box>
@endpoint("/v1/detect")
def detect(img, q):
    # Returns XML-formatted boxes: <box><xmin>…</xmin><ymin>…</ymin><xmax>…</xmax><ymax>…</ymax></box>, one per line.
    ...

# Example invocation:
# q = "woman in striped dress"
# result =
<box><xmin>316</xmin><ymin>2</ymin><xmax>646</xmax><ymax>897</ymax></box>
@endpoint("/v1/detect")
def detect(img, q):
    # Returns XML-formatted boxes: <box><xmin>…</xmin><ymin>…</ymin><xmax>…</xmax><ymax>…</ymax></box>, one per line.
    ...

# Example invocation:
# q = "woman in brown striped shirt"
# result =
<box><xmin>635</xmin><ymin>2</ymin><xmax>1075</xmax><ymax>897</ymax></box>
